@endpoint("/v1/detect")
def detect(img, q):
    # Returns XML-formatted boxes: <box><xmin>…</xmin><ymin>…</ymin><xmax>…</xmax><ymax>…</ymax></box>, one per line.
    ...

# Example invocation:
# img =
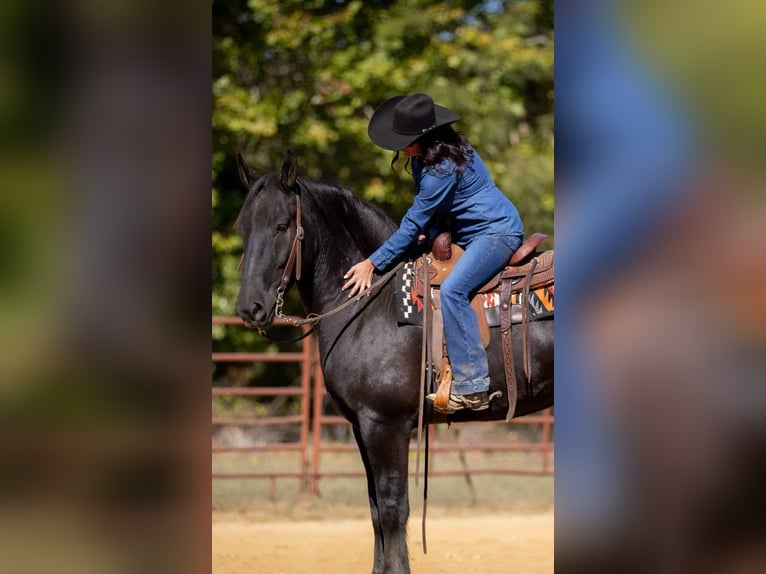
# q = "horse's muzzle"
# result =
<box><xmin>236</xmin><ymin>301</ymin><xmax>273</xmax><ymax>329</ymax></box>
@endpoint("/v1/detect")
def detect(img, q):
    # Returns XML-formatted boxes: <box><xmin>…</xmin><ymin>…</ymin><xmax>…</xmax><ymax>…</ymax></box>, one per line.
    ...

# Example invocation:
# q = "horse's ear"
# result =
<box><xmin>236</xmin><ymin>152</ymin><xmax>258</xmax><ymax>189</ymax></box>
<box><xmin>280</xmin><ymin>149</ymin><xmax>298</xmax><ymax>191</ymax></box>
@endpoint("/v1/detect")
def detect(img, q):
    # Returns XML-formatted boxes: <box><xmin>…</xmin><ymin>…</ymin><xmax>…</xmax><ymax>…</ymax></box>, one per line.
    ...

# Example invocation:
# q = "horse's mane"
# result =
<box><xmin>300</xmin><ymin>179</ymin><xmax>397</xmax><ymax>257</ymax></box>
<box><xmin>235</xmin><ymin>173</ymin><xmax>397</xmax><ymax>258</ymax></box>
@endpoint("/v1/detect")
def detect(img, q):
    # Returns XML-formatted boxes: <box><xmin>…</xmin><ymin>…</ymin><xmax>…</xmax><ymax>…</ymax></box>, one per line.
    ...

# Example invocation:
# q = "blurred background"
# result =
<box><xmin>556</xmin><ymin>2</ymin><xmax>766</xmax><ymax>573</ymax></box>
<box><xmin>0</xmin><ymin>0</ymin><xmax>764</xmax><ymax>572</ymax></box>
<box><xmin>0</xmin><ymin>0</ymin><xmax>211</xmax><ymax>573</ymax></box>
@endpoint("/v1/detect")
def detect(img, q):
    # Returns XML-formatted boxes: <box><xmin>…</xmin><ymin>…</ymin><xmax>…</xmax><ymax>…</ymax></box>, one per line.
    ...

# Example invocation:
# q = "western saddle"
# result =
<box><xmin>413</xmin><ymin>232</ymin><xmax>554</xmax><ymax>419</ymax></box>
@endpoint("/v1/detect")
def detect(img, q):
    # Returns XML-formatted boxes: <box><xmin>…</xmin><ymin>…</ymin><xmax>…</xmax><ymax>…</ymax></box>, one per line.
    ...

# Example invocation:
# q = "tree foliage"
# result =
<box><xmin>213</xmin><ymin>0</ymin><xmax>553</xmax><ymax>358</ymax></box>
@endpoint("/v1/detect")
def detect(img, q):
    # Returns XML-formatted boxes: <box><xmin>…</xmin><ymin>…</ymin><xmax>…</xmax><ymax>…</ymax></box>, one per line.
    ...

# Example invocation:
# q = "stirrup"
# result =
<box><xmin>426</xmin><ymin>390</ymin><xmax>502</xmax><ymax>414</ymax></box>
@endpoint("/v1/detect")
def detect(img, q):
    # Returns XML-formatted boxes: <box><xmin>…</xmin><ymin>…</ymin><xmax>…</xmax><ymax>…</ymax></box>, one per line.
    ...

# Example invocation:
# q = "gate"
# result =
<box><xmin>212</xmin><ymin>316</ymin><xmax>553</xmax><ymax>495</ymax></box>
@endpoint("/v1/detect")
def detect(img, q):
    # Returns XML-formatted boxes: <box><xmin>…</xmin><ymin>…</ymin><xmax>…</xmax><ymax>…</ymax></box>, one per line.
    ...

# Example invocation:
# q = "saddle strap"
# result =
<box><xmin>521</xmin><ymin>257</ymin><xmax>539</xmax><ymax>388</ymax></box>
<box><xmin>500</xmin><ymin>278</ymin><xmax>518</xmax><ymax>421</ymax></box>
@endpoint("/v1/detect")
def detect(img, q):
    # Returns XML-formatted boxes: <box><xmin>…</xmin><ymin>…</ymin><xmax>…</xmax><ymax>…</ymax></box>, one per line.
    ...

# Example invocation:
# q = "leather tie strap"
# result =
<box><xmin>500</xmin><ymin>278</ymin><xmax>518</xmax><ymax>422</ymax></box>
<box><xmin>415</xmin><ymin>253</ymin><xmax>430</xmax><ymax>487</ymax></box>
<box><xmin>415</xmin><ymin>254</ymin><xmax>431</xmax><ymax>554</ymax></box>
<box><xmin>521</xmin><ymin>256</ymin><xmax>538</xmax><ymax>390</ymax></box>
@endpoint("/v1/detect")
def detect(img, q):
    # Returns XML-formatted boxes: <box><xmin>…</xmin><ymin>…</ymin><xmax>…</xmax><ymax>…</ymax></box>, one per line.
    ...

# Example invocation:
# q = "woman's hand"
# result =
<box><xmin>342</xmin><ymin>258</ymin><xmax>376</xmax><ymax>298</ymax></box>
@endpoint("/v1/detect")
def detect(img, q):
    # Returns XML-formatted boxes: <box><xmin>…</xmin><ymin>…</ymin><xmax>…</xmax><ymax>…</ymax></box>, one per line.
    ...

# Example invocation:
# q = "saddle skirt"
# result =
<box><xmin>396</xmin><ymin>249</ymin><xmax>554</xmax><ymax>329</ymax></box>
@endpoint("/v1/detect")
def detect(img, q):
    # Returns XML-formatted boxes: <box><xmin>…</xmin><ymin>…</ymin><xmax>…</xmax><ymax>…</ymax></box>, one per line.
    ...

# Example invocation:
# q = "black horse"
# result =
<box><xmin>235</xmin><ymin>151</ymin><xmax>554</xmax><ymax>574</ymax></box>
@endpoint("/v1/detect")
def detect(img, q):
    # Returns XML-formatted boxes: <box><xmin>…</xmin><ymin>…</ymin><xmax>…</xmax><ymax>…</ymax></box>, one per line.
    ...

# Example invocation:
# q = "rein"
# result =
<box><xmin>256</xmin><ymin>261</ymin><xmax>404</xmax><ymax>344</ymax></box>
<box><xmin>283</xmin><ymin>262</ymin><xmax>404</xmax><ymax>329</ymax></box>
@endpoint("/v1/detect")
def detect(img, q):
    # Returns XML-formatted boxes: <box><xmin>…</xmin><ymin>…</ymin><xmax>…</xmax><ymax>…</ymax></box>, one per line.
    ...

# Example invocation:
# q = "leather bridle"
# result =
<box><xmin>273</xmin><ymin>193</ymin><xmax>304</xmax><ymax>320</ymax></box>
<box><xmin>237</xmin><ymin>192</ymin><xmax>304</xmax><ymax>321</ymax></box>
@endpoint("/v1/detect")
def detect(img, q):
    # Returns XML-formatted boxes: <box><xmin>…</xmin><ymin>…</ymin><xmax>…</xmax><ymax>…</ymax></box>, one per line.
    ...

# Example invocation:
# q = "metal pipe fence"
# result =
<box><xmin>212</xmin><ymin>315</ymin><xmax>313</xmax><ymax>492</ymax></box>
<box><xmin>212</xmin><ymin>316</ymin><xmax>553</xmax><ymax>495</ymax></box>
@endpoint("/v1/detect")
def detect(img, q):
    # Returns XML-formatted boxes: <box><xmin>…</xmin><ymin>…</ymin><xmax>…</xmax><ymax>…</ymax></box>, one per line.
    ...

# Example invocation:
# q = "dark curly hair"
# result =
<box><xmin>391</xmin><ymin>125</ymin><xmax>473</xmax><ymax>176</ymax></box>
<box><xmin>419</xmin><ymin>125</ymin><xmax>473</xmax><ymax>175</ymax></box>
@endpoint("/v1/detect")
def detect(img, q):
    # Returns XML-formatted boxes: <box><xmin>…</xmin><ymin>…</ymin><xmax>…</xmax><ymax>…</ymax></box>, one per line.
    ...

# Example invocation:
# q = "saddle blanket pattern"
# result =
<box><xmin>396</xmin><ymin>262</ymin><xmax>554</xmax><ymax>327</ymax></box>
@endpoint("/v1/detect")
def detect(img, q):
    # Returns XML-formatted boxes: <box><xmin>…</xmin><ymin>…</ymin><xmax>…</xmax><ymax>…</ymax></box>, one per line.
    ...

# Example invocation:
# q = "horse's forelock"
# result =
<box><xmin>234</xmin><ymin>174</ymin><xmax>275</xmax><ymax>231</ymax></box>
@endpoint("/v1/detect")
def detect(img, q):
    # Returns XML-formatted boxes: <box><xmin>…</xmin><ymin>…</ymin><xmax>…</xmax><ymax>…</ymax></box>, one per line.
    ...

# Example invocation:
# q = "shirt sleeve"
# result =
<box><xmin>369</xmin><ymin>167</ymin><xmax>456</xmax><ymax>270</ymax></box>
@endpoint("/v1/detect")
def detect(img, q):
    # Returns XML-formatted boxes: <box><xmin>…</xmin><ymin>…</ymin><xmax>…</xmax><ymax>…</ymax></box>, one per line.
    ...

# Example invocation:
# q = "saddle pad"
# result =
<box><xmin>396</xmin><ymin>262</ymin><xmax>554</xmax><ymax>327</ymax></box>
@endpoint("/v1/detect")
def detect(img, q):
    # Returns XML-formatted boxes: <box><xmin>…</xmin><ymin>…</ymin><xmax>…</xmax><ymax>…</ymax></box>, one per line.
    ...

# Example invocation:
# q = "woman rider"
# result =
<box><xmin>343</xmin><ymin>93</ymin><xmax>524</xmax><ymax>412</ymax></box>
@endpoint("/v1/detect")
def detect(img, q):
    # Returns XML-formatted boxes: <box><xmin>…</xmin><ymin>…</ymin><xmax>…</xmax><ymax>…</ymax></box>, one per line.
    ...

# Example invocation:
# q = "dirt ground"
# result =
<box><xmin>212</xmin><ymin>511</ymin><xmax>553</xmax><ymax>573</ymax></box>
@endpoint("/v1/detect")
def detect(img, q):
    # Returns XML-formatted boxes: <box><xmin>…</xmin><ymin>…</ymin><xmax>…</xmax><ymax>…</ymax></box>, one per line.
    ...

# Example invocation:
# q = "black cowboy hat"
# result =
<box><xmin>367</xmin><ymin>93</ymin><xmax>461</xmax><ymax>151</ymax></box>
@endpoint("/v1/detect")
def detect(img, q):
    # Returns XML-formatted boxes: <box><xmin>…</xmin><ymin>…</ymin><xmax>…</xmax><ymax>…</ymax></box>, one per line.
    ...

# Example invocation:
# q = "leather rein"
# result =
<box><xmin>238</xmin><ymin>192</ymin><xmax>403</xmax><ymax>343</ymax></box>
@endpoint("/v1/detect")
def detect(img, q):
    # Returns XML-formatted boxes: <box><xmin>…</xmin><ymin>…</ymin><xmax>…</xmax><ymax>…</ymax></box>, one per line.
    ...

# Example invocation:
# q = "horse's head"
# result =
<box><xmin>235</xmin><ymin>151</ymin><xmax>301</xmax><ymax>328</ymax></box>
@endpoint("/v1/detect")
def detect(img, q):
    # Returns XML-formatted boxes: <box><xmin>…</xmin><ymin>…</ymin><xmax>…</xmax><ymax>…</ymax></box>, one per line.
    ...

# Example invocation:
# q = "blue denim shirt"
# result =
<box><xmin>369</xmin><ymin>146</ymin><xmax>523</xmax><ymax>270</ymax></box>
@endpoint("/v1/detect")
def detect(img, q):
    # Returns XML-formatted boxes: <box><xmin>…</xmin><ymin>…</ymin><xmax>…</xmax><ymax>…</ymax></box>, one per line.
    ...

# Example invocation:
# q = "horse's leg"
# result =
<box><xmin>358</xmin><ymin>417</ymin><xmax>412</xmax><ymax>574</ymax></box>
<box><xmin>353</xmin><ymin>425</ymin><xmax>385</xmax><ymax>573</ymax></box>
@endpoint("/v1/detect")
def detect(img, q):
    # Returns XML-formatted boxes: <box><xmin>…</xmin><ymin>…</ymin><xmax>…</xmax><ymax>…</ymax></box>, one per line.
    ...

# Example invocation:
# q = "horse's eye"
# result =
<box><xmin>276</xmin><ymin>223</ymin><xmax>288</xmax><ymax>233</ymax></box>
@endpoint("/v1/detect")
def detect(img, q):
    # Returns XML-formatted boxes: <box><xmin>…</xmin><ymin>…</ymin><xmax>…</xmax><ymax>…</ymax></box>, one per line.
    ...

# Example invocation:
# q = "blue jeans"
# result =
<box><xmin>441</xmin><ymin>234</ymin><xmax>522</xmax><ymax>395</ymax></box>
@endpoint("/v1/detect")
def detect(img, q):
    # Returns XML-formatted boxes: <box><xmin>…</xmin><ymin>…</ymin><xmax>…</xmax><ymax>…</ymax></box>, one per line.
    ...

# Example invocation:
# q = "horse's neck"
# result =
<box><xmin>297</xmin><ymin>186</ymin><xmax>393</xmax><ymax>316</ymax></box>
<box><xmin>299</xmin><ymin>234</ymin><xmax>361</xmax><ymax>316</ymax></box>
